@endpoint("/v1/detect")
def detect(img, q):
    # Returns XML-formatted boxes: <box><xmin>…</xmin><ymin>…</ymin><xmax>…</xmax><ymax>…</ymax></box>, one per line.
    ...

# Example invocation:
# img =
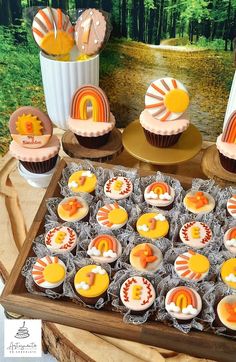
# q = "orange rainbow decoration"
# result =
<box><xmin>147</xmin><ymin>182</ymin><xmax>170</xmax><ymax>195</ymax></box>
<box><xmin>90</xmin><ymin>235</ymin><xmax>117</xmax><ymax>253</ymax></box>
<box><xmin>222</xmin><ymin>111</ymin><xmax>236</xmax><ymax>143</ymax></box>
<box><xmin>167</xmin><ymin>286</ymin><xmax>197</xmax><ymax>310</ymax></box>
<box><xmin>70</xmin><ymin>85</ymin><xmax>110</xmax><ymax>122</ymax></box>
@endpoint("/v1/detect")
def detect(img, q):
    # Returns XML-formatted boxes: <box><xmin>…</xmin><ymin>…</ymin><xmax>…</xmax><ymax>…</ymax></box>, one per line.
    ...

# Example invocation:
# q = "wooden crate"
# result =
<box><xmin>1</xmin><ymin>158</ymin><xmax>235</xmax><ymax>362</ymax></box>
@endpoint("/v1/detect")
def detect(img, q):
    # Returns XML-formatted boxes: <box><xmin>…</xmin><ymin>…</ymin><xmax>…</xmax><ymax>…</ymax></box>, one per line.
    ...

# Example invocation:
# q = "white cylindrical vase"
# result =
<box><xmin>40</xmin><ymin>52</ymin><xmax>99</xmax><ymax>130</ymax></box>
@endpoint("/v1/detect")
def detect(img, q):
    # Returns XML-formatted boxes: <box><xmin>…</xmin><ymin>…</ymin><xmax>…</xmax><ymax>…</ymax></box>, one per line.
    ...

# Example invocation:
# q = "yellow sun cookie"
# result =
<box><xmin>43</xmin><ymin>263</ymin><xmax>66</xmax><ymax>283</ymax></box>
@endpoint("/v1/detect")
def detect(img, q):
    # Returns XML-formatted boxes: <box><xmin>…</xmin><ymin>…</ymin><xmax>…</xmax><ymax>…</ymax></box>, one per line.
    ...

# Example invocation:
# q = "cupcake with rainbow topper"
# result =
<box><xmin>140</xmin><ymin>77</ymin><xmax>190</xmax><ymax>148</ymax></box>
<box><xmin>68</xmin><ymin>85</ymin><xmax>116</xmax><ymax>148</ymax></box>
<box><xmin>216</xmin><ymin>111</ymin><xmax>236</xmax><ymax>173</ymax></box>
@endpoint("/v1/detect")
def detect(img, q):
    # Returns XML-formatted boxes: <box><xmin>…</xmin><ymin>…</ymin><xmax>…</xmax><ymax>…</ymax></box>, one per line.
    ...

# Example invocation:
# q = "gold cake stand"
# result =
<box><xmin>122</xmin><ymin>120</ymin><xmax>202</xmax><ymax>165</ymax></box>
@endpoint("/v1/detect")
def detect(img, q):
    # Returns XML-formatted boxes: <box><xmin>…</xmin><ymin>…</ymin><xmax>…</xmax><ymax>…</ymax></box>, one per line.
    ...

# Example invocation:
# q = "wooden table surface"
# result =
<box><xmin>0</xmin><ymin>128</ymin><xmax>214</xmax><ymax>362</ymax></box>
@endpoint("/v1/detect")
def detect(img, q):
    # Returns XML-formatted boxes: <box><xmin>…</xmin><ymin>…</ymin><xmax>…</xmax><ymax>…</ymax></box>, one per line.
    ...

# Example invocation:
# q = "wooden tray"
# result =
<box><xmin>1</xmin><ymin>158</ymin><xmax>235</xmax><ymax>362</ymax></box>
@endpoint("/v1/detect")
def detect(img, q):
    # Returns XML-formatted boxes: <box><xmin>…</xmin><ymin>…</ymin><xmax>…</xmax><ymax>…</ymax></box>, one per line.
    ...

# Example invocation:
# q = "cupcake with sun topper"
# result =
<box><xmin>224</xmin><ymin>227</ymin><xmax>236</xmax><ymax>254</ymax></box>
<box><xmin>216</xmin><ymin>111</ymin><xmax>236</xmax><ymax>173</ymax></box>
<box><xmin>183</xmin><ymin>191</ymin><xmax>215</xmax><ymax>215</ymax></box>
<box><xmin>87</xmin><ymin>234</ymin><xmax>122</xmax><ymax>264</ymax></box>
<box><xmin>96</xmin><ymin>203</ymin><xmax>128</xmax><ymax>230</ymax></box>
<box><xmin>31</xmin><ymin>255</ymin><xmax>66</xmax><ymax>293</ymax></box>
<box><xmin>68</xmin><ymin>85</ymin><xmax>116</xmax><ymax>148</ymax></box>
<box><xmin>140</xmin><ymin>77</ymin><xmax>190</xmax><ymax>148</ymax></box>
<box><xmin>9</xmin><ymin>106</ymin><xmax>60</xmax><ymax>174</ymax></box>
<box><xmin>144</xmin><ymin>181</ymin><xmax>175</xmax><ymax>209</ymax></box>
<box><xmin>136</xmin><ymin>212</ymin><xmax>169</xmax><ymax>239</ymax></box>
<box><xmin>165</xmin><ymin>286</ymin><xmax>202</xmax><ymax>320</ymax></box>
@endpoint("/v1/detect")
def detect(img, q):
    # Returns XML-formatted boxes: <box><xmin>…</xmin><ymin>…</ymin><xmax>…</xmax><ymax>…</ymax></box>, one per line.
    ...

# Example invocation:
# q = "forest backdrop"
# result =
<box><xmin>0</xmin><ymin>1</ymin><xmax>236</xmax><ymax>154</ymax></box>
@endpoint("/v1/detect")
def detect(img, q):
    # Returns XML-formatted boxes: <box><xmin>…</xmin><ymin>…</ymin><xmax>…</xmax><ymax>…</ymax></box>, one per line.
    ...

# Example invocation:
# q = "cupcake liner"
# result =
<box><xmin>219</xmin><ymin>151</ymin><xmax>236</xmax><ymax>173</ymax></box>
<box><xmin>143</xmin><ymin>128</ymin><xmax>182</xmax><ymax>148</ymax></box>
<box><xmin>20</xmin><ymin>154</ymin><xmax>58</xmax><ymax>174</ymax></box>
<box><xmin>74</xmin><ymin>132</ymin><xmax>111</xmax><ymax>149</ymax></box>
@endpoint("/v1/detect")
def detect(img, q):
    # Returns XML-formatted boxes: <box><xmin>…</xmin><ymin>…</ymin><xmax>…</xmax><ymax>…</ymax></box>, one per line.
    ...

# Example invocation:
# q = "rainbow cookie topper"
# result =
<box><xmin>222</xmin><ymin>111</ymin><xmax>236</xmax><ymax>144</ymax></box>
<box><xmin>145</xmin><ymin>182</ymin><xmax>172</xmax><ymax>200</ymax></box>
<box><xmin>166</xmin><ymin>286</ymin><xmax>200</xmax><ymax>317</ymax></box>
<box><xmin>71</xmin><ymin>85</ymin><xmax>110</xmax><ymax>122</ymax></box>
<box><xmin>88</xmin><ymin>234</ymin><xmax>118</xmax><ymax>258</ymax></box>
<box><xmin>145</xmin><ymin>77</ymin><xmax>189</xmax><ymax>121</ymax></box>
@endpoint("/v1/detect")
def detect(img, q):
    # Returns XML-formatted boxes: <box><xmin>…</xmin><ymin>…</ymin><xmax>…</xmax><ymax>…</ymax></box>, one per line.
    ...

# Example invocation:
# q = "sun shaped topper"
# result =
<box><xmin>174</xmin><ymin>250</ymin><xmax>210</xmax><ymax>282</ymax></box>
<box><xmin>32</xmin><ymin>255</ymin><xmax>66</xmax><ymax>289</ymax></box>
<box><xmin>9</xmin><ymin>106</ymin><xmax>53</xmax><ymax>149</ymax></box>
<box><xmin>32</xmin><ymin>7</ymin><xmax>74</xmax><ymax>56</ymax></box>
<box><xmin>96</xmin><ymin>202</ymin><xmax>128</xmax><ymax>230</ymax></box>
<box><xmin>145</xmin><ymin>77</ymin><xmax>190</xmax><ymax>121</ymax></box>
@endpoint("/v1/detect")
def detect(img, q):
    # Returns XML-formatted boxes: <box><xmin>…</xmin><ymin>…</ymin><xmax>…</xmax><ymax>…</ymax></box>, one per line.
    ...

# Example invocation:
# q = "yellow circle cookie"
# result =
<box><xmin>188</xmin><ymin>254</ymin><xmax>210</xmax><ymax>274</ymax></box>
<box><xmin>68</xmin><ymin>170</ymin><xmax>97</xmax><ymax>193</ymax></box>
<box><xmin>164</xmin><ymin>89</ymin><xmax>189</xmax><ymax>113</ymax></box>
<box><xmin>44</xmin><ymin>263</ymin><xmax>65</xmax><ymax>283</ymax></box>
<box><xmin>136</xmin><ymin>213</ymin><xmax>169</xmax><ymax>239</ymax></box>
<box><xmin>221</xmin><ymin>258</ymin><xmax>236</xmax><ymax>289</ymax></box>
<box><xmin>74</xmin><ymin>265</ymin><xmax>109</xmax><ymax>298</ymax></box>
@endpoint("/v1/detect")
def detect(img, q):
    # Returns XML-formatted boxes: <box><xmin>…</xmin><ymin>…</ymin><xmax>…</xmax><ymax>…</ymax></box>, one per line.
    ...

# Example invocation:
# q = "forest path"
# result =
<box><xmin>148</xmin><ymin>44</ymin><xmax>207</xmax><ymax>52</ymax></box>
<box><xmin>100</xmin><ymin>40</ymin><xmax>235</xmax><ymax>140</ymax></box>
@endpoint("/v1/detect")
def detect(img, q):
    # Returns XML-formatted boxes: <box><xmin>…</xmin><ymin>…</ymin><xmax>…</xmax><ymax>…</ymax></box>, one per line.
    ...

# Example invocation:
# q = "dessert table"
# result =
<box><xmin>0</xmin><ymin>128</ymin><xmax>219</xmax><ymax>362</ymax></box>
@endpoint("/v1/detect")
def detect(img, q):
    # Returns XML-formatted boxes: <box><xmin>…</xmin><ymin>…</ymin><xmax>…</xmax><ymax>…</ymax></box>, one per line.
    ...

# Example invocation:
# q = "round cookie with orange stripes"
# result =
<box><xmin>31</xmin><ymin>255</ymin><xmax>66</xmax><ymax>291</ymax></box>
<box><xmin>32</xmin><ymin>7</ymin><xmax>74</xmax><ymax>56</ymax></box>
<box><xmin>183</xmin><ymin>191</ymin><xmax>215</xmax><ymax>215</ymax></box>
<box><xmin>96</xmin><ymin>203</ymin><xmax>128</xmax><ymax>230</ymax></box>
<box><xmin>224</xmin><ymin>227</ymin><xmax>236</xmax><ymax>254</ymax></box>
<box><xmin>87</xmin><ymin>234</ymin><xmax>122</xmax><ymax>263</ymax></box>
<box><xmin>174</xmin><ymin>250</ymin><xmax>210</xmax><ymax>282</ymax></box>
<box><xmin>165</xmin><ymin>286</ymin><xmax>202</xmax><ymax>320</ymax></box>
<box><xmin>140</xmin><ymin>77</ymin><xmax>190</xmax><ymax>148</ymax></box>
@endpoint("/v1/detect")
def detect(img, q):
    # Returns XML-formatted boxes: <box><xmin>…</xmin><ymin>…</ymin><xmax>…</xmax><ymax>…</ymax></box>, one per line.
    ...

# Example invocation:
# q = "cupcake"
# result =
<box><xmin>120</xmin><ymin>276</ymin><xmax>156</xmax><ymax>312</ymax></box>
<box><xmin>216</xmin><ymin>112</ymin><xmax>236</xmax><ymax>173</ymax></box>
<box><xmin>144</xmin><ymin>181</ymin><xmax>175</xmax><ymax>209</ymax></box>
<box><xmin>32</xmin><ymin>255</ymin><xmax>66</xmax><ymax>292</ymax></box>
<box><xmin>165</xmin><ymin>286</ymin><xmax>202</xmax><ymax>320</ymax></box>
<box><xmin>104</xmin><ymin>176</ymin><xmax>133</xmax><ymax>200</ymax></box>
<box><xmin>68</xmin><ymin>85</ymin><xmax>115</xmax><ymax>148</ymax></box>
<box><xmin>179</xmin><ymin>221</ymin><xmax>212</xmax><ymax>249</ymax></box>
<box><xmin>220</xmin><ymin>258</ymin><xmax>236</xmax><ymax>289</ymax></box>
<box><xmin>129</xmin><ymin>243</ymin><xmax>163</xmax><ymax>272</ymax></box>
<box><xmin>68</xmin><ymin>170</ymin><xmax>97</xmax><ymax>194</ymax></box>
<box><xmin>74</xmin><ymin>264</ymin><xmax>109</xmax><ymax>305</ymax></box>
<box><xmin>87</xmin><ymin>234</ymin><xmax>122</xmax><ymax>264</ymax></box>
<box><xmin>224</xmin><ymin>227</ymin><xmax>236</xmax><ymax>254</ymax></box>
<box><xmin>227</xmin><ymin>195</ymin><xmax>236</xmax><ymax>218</ymax></box>
<box><xmin>136</xmin><ymin>212</ymin><xmax>169</xmax><ymax>239</ymax></box>
<box><xmin>183</xmin><ymin>191</ymin><xmax>215</xmax><ymax>215</ymax></box>
<box><xmin>217</xmin><ymin>295</ymin><xmax>236</xmax><ymax>332</ymax></box>
<box><xmin>174</xmin><ymin>250</ymin><xmax>210</xmax><ymax>282</ymax></box>
<box><xmin>140</xmin><ymin>77</ymin><xmax>190</xmax><ymax>148</ymax></box>
<box><xmin>45</xmin><ymin>226</ymin><xmax>77</xmax><ymax>254</ymax></box>
<box><xmin>9</xmin><ymin>106</ymin><xmax>60</xmax><ymax>174</ymax></box>
<box><xmin>32</xmin><ymin>7</ymin><xmax>74</xmax><ymax>56</ymax></box>
<box><xmin>96</xmin><ymin>203</ymin><xmax>128</xmax><ymax>230</ymax></box>
<box><xmin>57</xmin><ymin>196</ymin><xmax>89</xmax><ymax>222</ymax></box>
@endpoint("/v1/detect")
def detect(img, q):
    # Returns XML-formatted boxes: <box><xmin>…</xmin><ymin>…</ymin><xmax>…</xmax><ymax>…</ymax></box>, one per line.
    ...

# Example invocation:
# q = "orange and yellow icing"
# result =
<box><xmin>187</xmin><ymin>191</ymin><xmax>209</xmax><ymax>209</ymax></box>
<box><xmin>71</xmin><ymin>85</ymin><xmax>110</xmax><ymax>122</ymax></box>
<box><xmin>221</xmin><ymin>258</ymin><xmax>236</xmax><ymax>289</ymax></box>
<box><xmin>16</xmin><ymin>114</ymin><xmax>43</xmax><ymax>136</ymax></box>
<box><xmin>217</xmin><ymin>295</ymin><xmax>236</xmax><ymax>330</ymax></box>
<box><xmin>74</xmin><ymin>265</ymin><xmax>109</xmax><ymax>298</ymax></box>
<box><xmin>133</xmin><ymin>244</ymin><xmax>157</xmax><ymax>268</ymax></box>
<box><xmin>222</xmin><ymin>111</ymin><xmax>236</xmax><ymax>144</ymax></box>
<box><xmin>61</xmin><ymin>198</ymin><xmax>82</xmax><ymax>216</ymax></box>
<box><xmin>68</xmin><ymin>170</ymin><xmax>97</xmax><ymax>193</ymax></box>
<box><xmin>90</xmin><ymin>235</ymin><xmax>117</xmax><ymax>254</ymax></box>
<box><xmin>175</xmin><ymin>250</ymin><xmax>210</xmax><ymax>281</ymax></box>
<box><xmin>96</xmin><ymin>203</ymin><xmax>128</xmax><ymax>229</ymax></box>
<box><xmin>32</xmin><ymin>256</ymin><xmax>66</xmax><ymax>286</ymax></box>
<box><xmin>136</xmin><ymin>213</ymin><xmax>169</xmax><ymax>239</ymax></box>
<box><xmin>58</xmin><ymin>197</ymin><xmax>88</xmax><ymax>222</ymax></box>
